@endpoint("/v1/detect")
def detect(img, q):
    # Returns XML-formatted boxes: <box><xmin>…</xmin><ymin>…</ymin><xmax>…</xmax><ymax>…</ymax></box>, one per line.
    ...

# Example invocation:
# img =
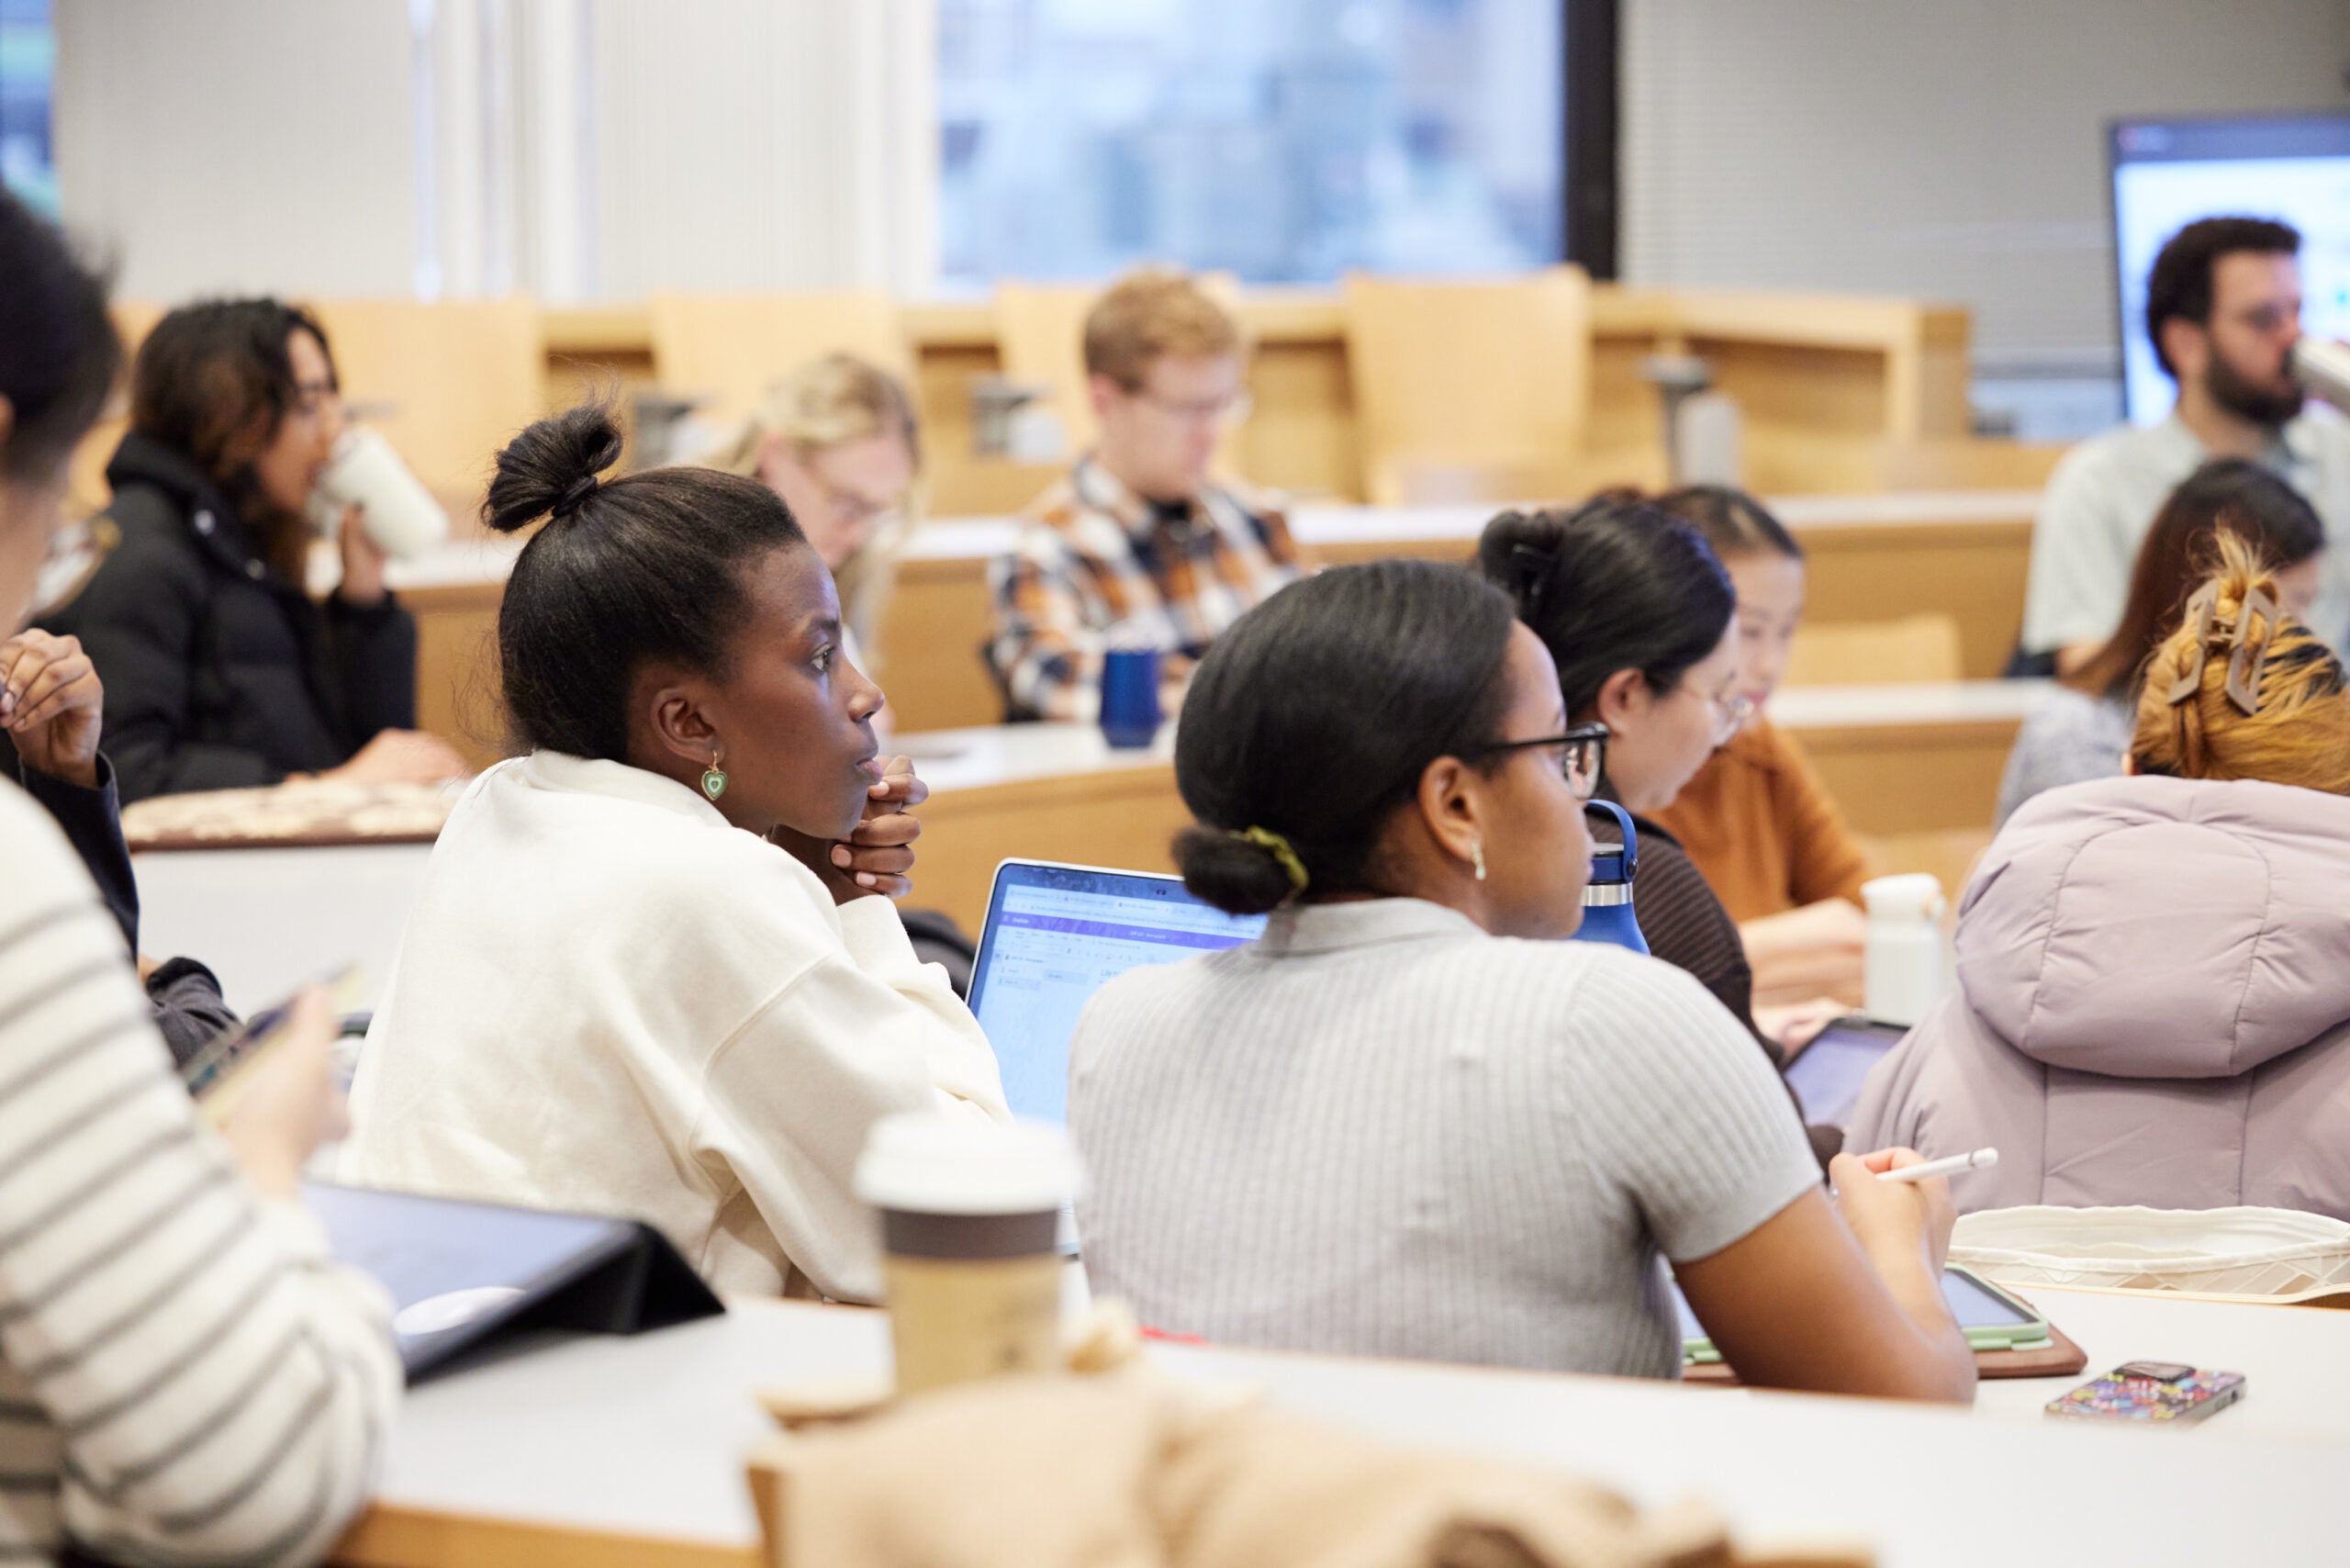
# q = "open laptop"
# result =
<box><xmin>965</xmin><ymin>858</ymin><xmax>1269</xmax><ymax>1123</ymax></box>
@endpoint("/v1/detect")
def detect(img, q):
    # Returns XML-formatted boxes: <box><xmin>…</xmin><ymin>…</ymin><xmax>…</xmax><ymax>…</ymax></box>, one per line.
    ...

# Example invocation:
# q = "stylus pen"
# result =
<box><xmin>1877</xmin><ymin>1147</ymin><xmax>1999</xmax><ymax>1184</ymax></box>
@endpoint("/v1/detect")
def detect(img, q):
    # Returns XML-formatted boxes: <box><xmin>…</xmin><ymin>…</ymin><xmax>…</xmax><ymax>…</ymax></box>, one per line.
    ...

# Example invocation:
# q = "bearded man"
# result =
<box><xmin>2021</xmin><ymin>216</ymin><xmax>2350</xmax><ymax>667</ymax></box>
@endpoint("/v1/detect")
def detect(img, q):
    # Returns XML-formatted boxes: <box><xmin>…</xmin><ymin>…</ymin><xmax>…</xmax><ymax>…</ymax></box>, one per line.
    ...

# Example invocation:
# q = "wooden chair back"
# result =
<box><xmin>647</xmin><ymin>290</ymin><xmax>912</xmax><ymax>435</ymax></box>
<box><xmin>1785</xmin><ymin>613</ymin><xmax>1964</xmax><ymax>687</ymax></box>
<box><xmin>308</xmin><ymin>297</ymin><xmax>548</xmax><ymax>521</ymax></box>
<box><xmin>1343</xmin><ymin>265</ymin><xmax>1594</xmax><ymax>506</ymax></box>
<box><xmin>67</xmin><ymin>301</ymin><xmax>167</xmax><ymax>516</ymax></box>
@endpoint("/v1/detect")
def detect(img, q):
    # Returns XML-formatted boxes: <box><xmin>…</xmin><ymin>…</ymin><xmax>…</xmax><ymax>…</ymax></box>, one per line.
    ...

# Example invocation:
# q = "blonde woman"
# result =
<box><xmin>699</xmin><ymin>353</ymin><xmax>920</xmax><ymax>668</ymax></box>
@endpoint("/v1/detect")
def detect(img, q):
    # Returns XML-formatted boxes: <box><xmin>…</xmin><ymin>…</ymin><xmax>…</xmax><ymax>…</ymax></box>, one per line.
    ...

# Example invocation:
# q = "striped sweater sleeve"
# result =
<box><xmin>0</xmin><ymin>783</ymin><xmax>400</xmax><ymax>1567</ymax></box>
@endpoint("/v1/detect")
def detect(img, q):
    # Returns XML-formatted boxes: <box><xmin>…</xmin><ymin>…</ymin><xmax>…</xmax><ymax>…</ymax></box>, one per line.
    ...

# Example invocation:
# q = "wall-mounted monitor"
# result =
<box><xmin>2109</xmin><ymin>113</ymin><xmax>2350</xmax><ymax>425</ymax></box>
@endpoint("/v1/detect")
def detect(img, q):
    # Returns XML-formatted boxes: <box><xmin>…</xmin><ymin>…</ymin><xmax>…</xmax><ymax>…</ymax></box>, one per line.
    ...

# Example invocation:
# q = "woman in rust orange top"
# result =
<box><xmin>1651</xmin><ymin>488</ymin><xmax>1873</xmax><ymax>1025</ymax></box>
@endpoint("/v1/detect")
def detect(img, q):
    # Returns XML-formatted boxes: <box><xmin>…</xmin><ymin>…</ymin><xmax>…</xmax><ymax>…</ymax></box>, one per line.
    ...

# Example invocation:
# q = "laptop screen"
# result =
<box><xmin>966</xmin><ymin>860</ymin><xmax>1268</xmax><ymax>1123</ymax></box>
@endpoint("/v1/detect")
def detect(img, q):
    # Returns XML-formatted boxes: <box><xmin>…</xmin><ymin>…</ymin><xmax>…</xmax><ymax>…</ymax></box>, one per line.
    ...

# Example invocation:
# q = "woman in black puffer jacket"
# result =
<box><xmin>48</xmin><ymin>298</ymin><xmax>464</xmax><ymax>801</ymax></box>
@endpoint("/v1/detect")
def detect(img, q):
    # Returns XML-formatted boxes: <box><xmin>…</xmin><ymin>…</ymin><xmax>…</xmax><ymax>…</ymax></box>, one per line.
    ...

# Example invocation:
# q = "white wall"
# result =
<box><xmin>58</xmin><ymin>0</ymin><xmax>2350</xmax><ymax>342</ymax></box>
<box><xmin>589</xmin><ymin>0</ymin><xmax>935</xmax><ymax>300</ymax></box>
<box><xmin>1623</xmin><ymin>0</ymin><xmax>2350</xmax><ymax>373</ymax></box>
<box><xmin>53</xmin><ymin>0</ymin><xmax>422</xmax><ymax>300</ymax></box>
<box><xmin>52</xmin><ymin>0</ymin><xmax>937</xmax><ymax>306</ymax></box>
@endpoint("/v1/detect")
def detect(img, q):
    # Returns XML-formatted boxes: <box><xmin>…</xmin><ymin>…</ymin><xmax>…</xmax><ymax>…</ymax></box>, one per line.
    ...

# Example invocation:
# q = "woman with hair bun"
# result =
<box><xmin>1069</xmin><ymin>559</ymin><xmax>1975</xmax><ymax>1402</ymax></box>
<box><xmin>341</xmin><ymin>402</ymin><xmax>1008</xmax><ymax>1304</ymax></box>
<box><xmin>1474</xmin><ymin>497</ymin><xmax>1770</xmax><ymax>1043</ymax></box>
<box><xmin>1852</xmin><ymin>534</ymin><xmax>2350</xmax><ymax>1217</ymax></box>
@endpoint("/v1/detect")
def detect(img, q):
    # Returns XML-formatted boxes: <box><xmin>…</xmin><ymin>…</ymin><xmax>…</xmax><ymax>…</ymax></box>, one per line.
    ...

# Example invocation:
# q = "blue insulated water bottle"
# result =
<box><xmin>1569</xmin><ymin>800</ymin><xmax>1648</xmax><ymax>955</ymax></box>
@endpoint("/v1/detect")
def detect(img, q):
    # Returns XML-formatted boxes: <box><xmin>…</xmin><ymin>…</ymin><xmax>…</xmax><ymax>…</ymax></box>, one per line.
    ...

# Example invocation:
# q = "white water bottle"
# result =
<box><xmin>1861</xmin><ymin>873</ymin><xmax>1947</xmax><ymax>1026</ymax></box>
<box><xmin>2291</xmin><ymin>339</ymin><xmax>2350</xmax><ymax>413</ymax></box>
<box><xmin>306</xmin><ymin>426</ymin><xmax>449</xmax><ymax>560</ymax></box>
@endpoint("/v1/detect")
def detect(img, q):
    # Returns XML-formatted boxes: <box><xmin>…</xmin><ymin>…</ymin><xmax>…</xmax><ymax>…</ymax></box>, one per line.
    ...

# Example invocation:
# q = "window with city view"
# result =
<box><xmin>938</xmin><ymin>0</ymin><xmax>1562</xmax><ymax>287</ymax></box>
<box><xmin>0</xmin><ymin>0</ymin><xmax>55</xmax><ymax>214</ymax></box>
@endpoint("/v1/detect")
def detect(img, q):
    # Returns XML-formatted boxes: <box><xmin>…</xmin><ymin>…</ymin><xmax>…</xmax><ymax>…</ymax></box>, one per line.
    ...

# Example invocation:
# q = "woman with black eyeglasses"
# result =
<box><xmin>44</xmin><ymin>298</ymin><xmax>464</xmax><ymax>801</ymax></box>
<box><xmin>1067</xmin><ymin>560</ymin><xmax>1973</xmax><ymax>1400</ymax></box>
<box><xmin>1478</xmin><ymin>496</ymin><xmax>1774</xmax><ymax>1053</ymax></box>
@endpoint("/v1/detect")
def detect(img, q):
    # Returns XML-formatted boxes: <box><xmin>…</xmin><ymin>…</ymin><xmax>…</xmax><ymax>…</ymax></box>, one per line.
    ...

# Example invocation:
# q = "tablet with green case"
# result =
<box><xmin>1673</xmin><ymin>1262</ymin><xmax>2051</xmax><ymax>1365</ymax></box>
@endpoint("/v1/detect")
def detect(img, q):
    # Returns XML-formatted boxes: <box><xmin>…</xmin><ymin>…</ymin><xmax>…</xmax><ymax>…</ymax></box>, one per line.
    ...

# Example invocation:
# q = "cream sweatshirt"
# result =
<box><xmin>341</xmin><ymin>752</ymin><xmax>1008</xmax><ymax>1302</ymax></box>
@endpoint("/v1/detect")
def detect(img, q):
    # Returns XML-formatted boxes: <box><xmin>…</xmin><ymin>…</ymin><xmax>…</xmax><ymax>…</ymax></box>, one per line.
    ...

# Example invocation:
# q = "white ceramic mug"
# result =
<box><xmin>308</xmin><ymin>426</ymin><xmax>448</xmax><ymax>560</ymax></box>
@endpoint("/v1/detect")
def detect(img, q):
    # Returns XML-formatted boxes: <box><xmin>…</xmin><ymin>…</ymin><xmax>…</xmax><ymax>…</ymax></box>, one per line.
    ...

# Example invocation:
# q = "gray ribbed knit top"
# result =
<box><xmin>1069</xmin><ymin>897</ymin><xmax>1820</xmax><ymax>1378</ymax></box>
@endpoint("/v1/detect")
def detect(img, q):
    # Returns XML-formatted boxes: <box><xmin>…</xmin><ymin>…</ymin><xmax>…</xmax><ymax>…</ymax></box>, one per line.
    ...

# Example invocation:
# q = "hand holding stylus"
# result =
<box><xmin>1877</xmin><ymin>1148</ymin><xmax>1999</xmax><ymax>1184</ymax></box>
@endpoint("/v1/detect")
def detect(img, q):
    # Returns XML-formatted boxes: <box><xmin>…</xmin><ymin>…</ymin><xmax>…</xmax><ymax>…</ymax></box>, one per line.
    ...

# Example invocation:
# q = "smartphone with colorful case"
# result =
<box><xmin>2045</xmin><ymin>1361</ymin><xmax>2245</xmax><ymax>1425</ymax></box>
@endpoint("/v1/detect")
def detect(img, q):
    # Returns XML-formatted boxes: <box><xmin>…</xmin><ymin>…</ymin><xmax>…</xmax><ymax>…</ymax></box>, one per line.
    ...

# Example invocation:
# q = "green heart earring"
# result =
<box><xmin>701</xmin><ymin>750</ymin><xmax>728</xmax><ymax>801</ymax></box>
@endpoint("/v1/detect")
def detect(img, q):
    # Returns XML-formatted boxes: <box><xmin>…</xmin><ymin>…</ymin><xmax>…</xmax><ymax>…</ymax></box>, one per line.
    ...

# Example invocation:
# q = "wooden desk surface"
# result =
<box><xmin>383</xmin><ymin>490</ymin><xmax>2039</xmax><ymax>581</ymax></box>
<box><xmin>903</xmin><ymin>689</ymin><xmax>2037</xmax><ymax>928</ymax></box>
<box><xmin>856</xmin><ymin>490</ymin><xmax>2042</xmax><ymax>727</ymax></box>
<box><xmin>1769</xmin><ymin>678</ymin><xmax>2048</xmax><ymax>731</ymax></box>
<box><xmin>124</xmin><ymin>688</ymin><xmax>2039</xmax><ymax>995</ymax></box>
<box><xmin>331</xmin><ymin>1289</ymin><xmax>2344</xmax><ymax>1568</ymax></box>
<box><xmin>121</xmin><ymin>778</ymin><xmax>458</xmax><ymax>853</ymax></box>
<box><xmin>396</xmin><ymin>490</ymin><xmax>2041</xmax><ymax>739</ymax></box>
<box><xmin>901</xmin><ymin>487</ymin><xmax>2040</xmax><ymax>560</ymax></box>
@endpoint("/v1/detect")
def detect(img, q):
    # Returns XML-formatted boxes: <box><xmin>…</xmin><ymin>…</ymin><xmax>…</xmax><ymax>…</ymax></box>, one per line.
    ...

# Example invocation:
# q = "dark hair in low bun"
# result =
<box><xmin>1171</xmin><ymin>560</ymin><xmax>1520</xmax><ymax>916</ymax></box>
<box><xmin>1478</xmin><ymin>497</ymin><xmax>1734</xmax><ymax>716</ymax></box>
<box><xmin>486</xmin><ymin>401</ymin><xmax>808</xmax><ymax>761</ymax></box>
<box><xmin>1169</xmin><ymin>825</ymin><xmax>1302</xmax><ymax>919</ymax></box>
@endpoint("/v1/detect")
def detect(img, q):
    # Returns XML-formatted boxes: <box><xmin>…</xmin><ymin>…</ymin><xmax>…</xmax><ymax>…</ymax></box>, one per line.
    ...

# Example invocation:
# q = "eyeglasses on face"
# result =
<box><xmin>1669</xmin><ymin>675</ymin><xmax>1753</xmax><ymax>746</ymax></box>
<box><xmin>1132</xmin><ymin>388</ymin><xmax>1253</xmax><ymax>429</ymax></box>
<box><xmin>1707</xmin><ymin>689</ymin><xmax>1755</xmax><ymax>745</ymax></box>
<box><xmin>288</xmin><ymin>376</ymin><xmax>342</xmax><ymax>420</ymax></box>
<box><xmin>1470</xmin><ymin>722</ymin><xmax>1610</xmax><ymax>799</ymax></box>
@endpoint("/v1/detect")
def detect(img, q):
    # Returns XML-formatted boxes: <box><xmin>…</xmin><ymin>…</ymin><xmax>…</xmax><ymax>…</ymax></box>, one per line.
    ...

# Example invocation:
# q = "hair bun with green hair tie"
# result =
<box><xmin>1233</xmin><ymin>826</ymin><xmax>1309</xmax><ymax>896</ymax></box>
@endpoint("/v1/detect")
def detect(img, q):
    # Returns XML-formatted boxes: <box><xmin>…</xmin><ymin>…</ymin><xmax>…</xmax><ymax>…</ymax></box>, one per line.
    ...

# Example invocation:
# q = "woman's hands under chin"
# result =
<box><xmin>769</xmin><ymin>756</ymin><xmax>927</xmax><ymax>904</ymax></box>
<box><xmin>0</xmin><ymin>629</ymin><xmax>105</xmax><ymax>788</ymax></box>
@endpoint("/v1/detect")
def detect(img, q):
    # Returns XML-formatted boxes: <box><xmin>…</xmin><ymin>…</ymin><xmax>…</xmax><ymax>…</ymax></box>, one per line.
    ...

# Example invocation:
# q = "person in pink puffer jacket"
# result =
<box><xmin>1850</xmin><ymin>539</ymin><xmax>2350</xmax><ymax>1218</ymax></box>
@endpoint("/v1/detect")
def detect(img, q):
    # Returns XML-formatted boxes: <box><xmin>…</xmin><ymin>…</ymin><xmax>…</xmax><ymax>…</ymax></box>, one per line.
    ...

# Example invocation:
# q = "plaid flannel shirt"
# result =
<box><xmin>986</xmin><ymin>457</ymin><xmax>1304</xmax><ymax>722</ymax></box>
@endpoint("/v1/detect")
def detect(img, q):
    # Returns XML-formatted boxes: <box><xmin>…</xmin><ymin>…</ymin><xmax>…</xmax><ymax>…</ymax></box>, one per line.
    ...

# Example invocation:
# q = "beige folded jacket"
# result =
<box><xmin>754</xmin><ymin>1366</ymin><xmax>1748</xmax><ymax>1568</ymax></box>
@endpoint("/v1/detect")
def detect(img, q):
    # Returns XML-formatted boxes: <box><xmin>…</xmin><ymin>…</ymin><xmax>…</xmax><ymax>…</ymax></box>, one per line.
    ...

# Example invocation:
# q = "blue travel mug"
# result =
<box><xmin>1568</xmin><ymin>800</ymin><xmax>1649</xmax><ymax>955</ymax></box>
<box><xmin>1099</xmin><ymin>647</ymin><xmax>1163</xmax><ymax>749</ymax></box>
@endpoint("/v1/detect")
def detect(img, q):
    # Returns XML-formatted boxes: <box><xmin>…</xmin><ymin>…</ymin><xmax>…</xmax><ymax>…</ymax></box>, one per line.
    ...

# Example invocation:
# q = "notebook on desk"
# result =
<box><xmin>965</xmin><ymin>859</ymin><xmax>1268</xmax><ymax>1123</ymax></box>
